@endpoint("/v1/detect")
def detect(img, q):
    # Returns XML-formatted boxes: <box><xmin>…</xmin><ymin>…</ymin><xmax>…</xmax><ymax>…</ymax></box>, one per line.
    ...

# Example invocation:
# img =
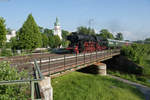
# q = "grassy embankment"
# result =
<box><xmin>108</xmin><ymin>44</ymin><xmax>150</xmax><ymax>87</ymax></box>
<box><xmin>52</xmin><ymin>72</ymin><xmax>144</xmax><ymax>100</ymax></box>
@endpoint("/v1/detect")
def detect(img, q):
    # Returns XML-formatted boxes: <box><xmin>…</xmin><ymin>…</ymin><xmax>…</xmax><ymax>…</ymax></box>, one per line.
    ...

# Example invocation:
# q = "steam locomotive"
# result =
<box><xmin>66</xmin><ymin>32</ymin><xmax>131</xmax><ymax>53</ymax></box>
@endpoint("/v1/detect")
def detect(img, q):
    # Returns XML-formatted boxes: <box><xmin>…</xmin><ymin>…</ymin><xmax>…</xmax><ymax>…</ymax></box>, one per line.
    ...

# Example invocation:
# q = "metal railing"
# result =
<box><xmin>0</xmin><ymin>49</ymin><xmax>120</xmax><ymax>77</ymax></box>
<box><xmin>37</xmin><ymin>49</ymin><xmax>120</xmax><ymax>76</ymax></box>
<box><xmin>0</xmin><ymin>60</ymin><xmax>44</xmax><ymax>100</ymax></box>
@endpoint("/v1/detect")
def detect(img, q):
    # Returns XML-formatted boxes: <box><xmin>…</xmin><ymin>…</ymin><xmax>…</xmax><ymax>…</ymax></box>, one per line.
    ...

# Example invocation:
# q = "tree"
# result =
<box><xmin>42</xmin><ymin>34</ymin><xmax>49</xmax><ymax>48</ymax></box>
<box><xmin>145</xmin><ymin>38</ymin><xmax>150</xmax><ymax>42</ymax></box>
<box><xmin>44</xmin><ymin>28</ymin><xmax>53</xmax><ymax>37</ymax></box>
<box><xmin>0</xmin><ymin>17</ymin><xmax>7</xmax><ymax>48</ymax></box>
<box><xmin>0</xmin><ymin>61</ymin><xmax>29</xmax><ymax>99</ymax></box>
<box><xmin>115</xmin><ymin>32</ymin><xmax>123</xmax><ymax>40</ymax></box>
<box><xmin>77</xmin><ymin>26</ymin><xmax>95</xmax><ymax>35</ymax></box>
<box><xmin>54</xmin><ymin>35</ymin><xmax>61</xmax><ymax>48</ymax></box>
<box><xmin>99</xmin><ymin>29</ymin><xmax>114</xmax><ymax>39</ymax></box>
<box><xmin>61</xmin><ymin>39</ymin><xmax>70</xmax><ymax>47</ymax></box>
<box><xmin>39</xmin><ymin>26</ymin><xmax>44</xmax><ymax>33</ymax></box>
<box><xmin>17</xmin><ymin>14</ymin><xmax>42</xmax><ymax>50</ymax></box>
<box><xmin>6</xmin><ymin>28</ymin><xmax>12</xmax><ymax>34</ymax></box>
<box><xmin>48</xmin><ymin>36</ymin><xmax>55</xmax><ymax>48</ymax></box>
<box><xmin>10</xmin><ymin>37</ymin><xmax>18</xmax><ymax>51</ymax></box>
<box><xmin>48</xmin><ymin>35</ymin><xmax>61</xmax><ymax>48</ymax></box>
<box><xmin>61</xmin><ymin>30</ymin><xmax>70</xmax><ymax>47</ymax></box>
<box><xmin>62</xmin><ymin>30</ymin><xmax>70</xmax><ymax>39</ymax></box>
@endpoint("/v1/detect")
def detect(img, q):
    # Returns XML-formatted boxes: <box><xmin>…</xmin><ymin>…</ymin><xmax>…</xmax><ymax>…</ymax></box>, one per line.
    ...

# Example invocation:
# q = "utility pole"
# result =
<box><xmin>88</xmin><ymin>19</ymin><xmax>94</xmax><ymax>29</ymax></box>
<box><xmin>88</xmin><ymin>19</ymin><xmax>94</xmax><ymax>34</ymax></box>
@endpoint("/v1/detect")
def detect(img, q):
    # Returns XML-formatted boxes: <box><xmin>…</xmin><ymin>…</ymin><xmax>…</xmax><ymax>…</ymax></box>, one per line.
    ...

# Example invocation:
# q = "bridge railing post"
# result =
<box><xmin>96</xmin><ymin>50</ymin><xmax>97</xmax><ymax>60</ymax></box>
<box><xmin>49</xmin><ymin>57</ymin><xmax>51</xmax><ymax>75</ymax></box>
<box><xmin>30</xmin><ymin>81</ymin><xmax>35</xmax><ymax>100</ymax></box>
<box><xmin>84</xmin><ymin>53</ymin><xmax>85</xmax><ymax>64</ymax></box>
<box><xmin>90</xmin><ymin>52</ymin><xmax>92</xmax><ymax>62</ymax></box>
<box><xmin>76</xmin><ymin>53</ymin><xmax>77</xmax><ymax>65</ymax></box>
<box><xmin>106</xmin><ymin>50</ymin><xmax>108</xmax><ymax>56</ymax></box>
<box><xmin>111</xmin><ymin>49</ymin><xmax>112</xmax><ymax>56</ymax></box>
<box><xmin>64</xmin><ymin>55</ymin><xmax>66</xmax><ymax>69</ymax></box>
<box><xmin>40</xmin><ymin>58</ymin><xmax>41</xmax><ymax>70</ymax></box>
<box><xmin>104</xmin><ymin>50</ymin><xmax>105</xmax><ymax>59</ymax></box>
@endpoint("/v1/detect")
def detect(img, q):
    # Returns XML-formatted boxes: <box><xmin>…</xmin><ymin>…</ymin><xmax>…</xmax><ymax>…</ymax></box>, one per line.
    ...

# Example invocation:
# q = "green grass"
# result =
<box><xmin>52</xmin><ymin>72</ymin><xmax>144</xmax><ymax>100</ymax></box>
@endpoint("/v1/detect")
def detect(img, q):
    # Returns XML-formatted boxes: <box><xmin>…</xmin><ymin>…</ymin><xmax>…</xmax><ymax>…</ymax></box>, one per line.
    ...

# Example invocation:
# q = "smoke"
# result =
<box><xmin>107</xmin><ymin>19</ymin><xmax>126</xmax><ymax>32</ymax></box>
<box><xmin>105</xmin><ymin>19</ymin><xmax>150</xmax><ymax>41</ymax></box>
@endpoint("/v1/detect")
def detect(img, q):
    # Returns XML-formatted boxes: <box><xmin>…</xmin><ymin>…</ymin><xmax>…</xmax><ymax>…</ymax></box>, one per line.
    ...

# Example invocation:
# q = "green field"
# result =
<box><xmin>52</xmin><ymin>72</ymin><xmax>144</xmax><ymax>100</ymax></box>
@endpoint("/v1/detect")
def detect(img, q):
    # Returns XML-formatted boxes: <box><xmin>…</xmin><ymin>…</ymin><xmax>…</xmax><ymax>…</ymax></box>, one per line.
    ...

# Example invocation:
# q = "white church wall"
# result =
<box><xmin>6</xmin><ymin>30</ymin><xmax>16</xmax><ymax>42</ymax></box>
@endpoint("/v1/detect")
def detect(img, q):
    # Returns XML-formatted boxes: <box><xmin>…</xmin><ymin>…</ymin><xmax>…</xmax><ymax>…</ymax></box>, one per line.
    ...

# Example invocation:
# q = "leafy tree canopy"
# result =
<box><xmin>48</xmin><ymin>36</ymin><xmax>55</xmax><ymax>48</ymax></box>
<box><xmin>98</xmin><ymin>29</ymin><xmax>114</xmax><ymax>39</ymax></box>
<box><xmin>17</xmin><ymin>14</ymin><xmax>42</xmax><ymax>50</ymax></box>
<box><xmin>61</xmin><ymin>30</ymin><xmax>70</xmax><ymax>47</ymax></box>
<box><xmin>44</xmin><ymin>28</ymin><xmax>53</xmax><ymax>37</ymax></box>
<box><xmin>39</xmin><ymin>26</ymin><xmax>53</xmax><ymax>36</ymax></box>
<box><xmin>42</xmin><ymin>34</ymin><xmax>49</xmax><ymax>48</ymax></box>
<box><xmin>54</xmin><ymin>35</ymin><xmax>61</xmax><ymax>48</ymax></box>
<box><xmin>145</xmin><ymin>38</ymin><xmax>150</xmax><ymax>42</ymax></box>
<box><xmin>0</xmin><ymin>17</ymin><xmax>7</xmax><ymax>48</ymax></box>
<box><xmin>115</xmin><ymin>32</ymin><xmax>123</xmax><ymax>40</ymax></box>
<box><xmin>10</xmin><ymin>37</ymin><xmax>18</xmax><ymax>50</ymax></box>
<box><xmin>39</xmin><ymin>26</ymin><xmax>44</xmax><ymax>33</ymax></box>
<box><xmin>62</xmin><ymin>30</ymin><xmax>70</xmax><ymax>39</ymax></box>
<box><xmin>61</xmin><ymin>39</ymin><xmax>70</xmax><ymax>48</ymax></box>
<box><xmin>77</xmin><ymin>26</ymin><xmax>95</xmax><ymax>35</ymax></box>
<box><xmin>121</xmin><ymin>43</ymin><xmax>150</xmax><ymax>65</ymax></box>
<box><xmin>48</xmin><ymin>35</ymin><xmax>61</xmax><ymax>48</ymax></box>
<box><xmin>6</xmin><ymin>28</ymin><xmax>12</xmax><ymax>34</ymax></box>
<box><xmin>0</xmin><ymin>61</ymin><xmax>29</xmax><ymax>99</ymax></box>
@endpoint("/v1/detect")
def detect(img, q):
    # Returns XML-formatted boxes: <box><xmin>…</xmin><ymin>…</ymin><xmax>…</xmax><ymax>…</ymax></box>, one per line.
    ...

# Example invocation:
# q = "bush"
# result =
<box><xmin>5</xmin><ymin>42</ymin><xmax>11</xmax><ymax>48</ymax></box>
<box><xmin>1</xmin><ymin>49</ymin><xmax>13</xmax><ymax>57</ymax></box>
<box><xmin>121</xmin><ymin>43</ymin><xmax>150</xmax><ymax>65</ymax></box>
<box><xmin>136</xmin><ymin>76</ymin><xmax>148</xmax><ymax>82</ymax></box>
<box><xmin>0</xmin><ymin>61</ymin><xmax>29</xmax><ymax>99</ymax></box>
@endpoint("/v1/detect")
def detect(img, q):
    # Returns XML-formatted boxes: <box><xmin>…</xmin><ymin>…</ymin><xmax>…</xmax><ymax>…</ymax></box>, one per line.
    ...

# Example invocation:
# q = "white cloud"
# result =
<box><xmin>113</xmin><ymin>31</ymin><xmax>150</xmax><ymax>41</ymax></box>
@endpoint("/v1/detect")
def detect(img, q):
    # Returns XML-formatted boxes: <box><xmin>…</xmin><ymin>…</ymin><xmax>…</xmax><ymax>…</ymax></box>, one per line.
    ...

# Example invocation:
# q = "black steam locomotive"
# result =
<box><xmin>66</xmin><ymin>32</ymin><xmax>131</xmax><ymax>54</ymax></box>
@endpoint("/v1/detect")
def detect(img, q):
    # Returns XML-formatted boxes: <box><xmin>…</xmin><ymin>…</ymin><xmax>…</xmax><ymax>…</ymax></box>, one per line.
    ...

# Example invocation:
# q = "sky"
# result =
<box><xmin>0</xmin><ymin>0</ymin><xmax>150</xmax><ymax>41</ymax></box>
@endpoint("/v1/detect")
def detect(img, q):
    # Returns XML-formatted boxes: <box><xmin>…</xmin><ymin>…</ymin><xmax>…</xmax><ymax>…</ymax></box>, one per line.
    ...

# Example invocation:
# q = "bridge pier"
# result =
<box><xmin>95</xmin><ymin>63</ymin><xmax>107</xmax><ymax>75</ymax></box>
<box><xmin>39</xmin><ymin>77</ymin><xmax>53</xmax><ymax>100</ymax></box>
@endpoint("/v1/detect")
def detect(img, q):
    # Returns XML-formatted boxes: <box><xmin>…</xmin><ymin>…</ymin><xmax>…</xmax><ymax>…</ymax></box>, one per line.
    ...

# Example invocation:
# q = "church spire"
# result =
<box><xmin>54</xmin><ymin>17</ymin><xmax>60</xmax><ymax>26</ymax></box>
<box><xmin>53</xmin><ymin>17</ymin><xmax>62</xmax><ymax>40</ymax></box>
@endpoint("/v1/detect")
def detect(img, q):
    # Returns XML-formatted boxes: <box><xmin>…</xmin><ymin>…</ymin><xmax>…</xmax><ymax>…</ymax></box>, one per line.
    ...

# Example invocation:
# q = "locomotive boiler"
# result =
<box><xmin>66</xmin><ymin>32</ymin><xmax>131</xmax><ymax>54</ymax></box>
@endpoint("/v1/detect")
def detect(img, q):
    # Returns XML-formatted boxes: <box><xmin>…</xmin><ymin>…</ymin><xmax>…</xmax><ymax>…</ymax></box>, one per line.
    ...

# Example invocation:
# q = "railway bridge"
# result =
<box><xmin>0</xmin><ymin>49</ymin><xmax>120</xmax><ymax>76</ymax></box>
<box><xmin>0</xmin><ymin>49</ymin><xmax>120</xmax><ymax>100</ymax></box>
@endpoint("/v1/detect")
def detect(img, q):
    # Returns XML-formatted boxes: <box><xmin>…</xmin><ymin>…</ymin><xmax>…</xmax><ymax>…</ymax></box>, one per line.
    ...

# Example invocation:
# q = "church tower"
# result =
<box><xmin>54</xmin><ymin>17</ymin><xmax>62</xmax><ymax>39</ymax></box>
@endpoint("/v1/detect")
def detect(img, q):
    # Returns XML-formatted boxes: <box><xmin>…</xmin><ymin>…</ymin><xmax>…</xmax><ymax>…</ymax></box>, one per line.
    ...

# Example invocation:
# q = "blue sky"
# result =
<box><xmin>0</xmin><ymin>0</ymin><xmax>150</xmax><ymax>40</ymax></box>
